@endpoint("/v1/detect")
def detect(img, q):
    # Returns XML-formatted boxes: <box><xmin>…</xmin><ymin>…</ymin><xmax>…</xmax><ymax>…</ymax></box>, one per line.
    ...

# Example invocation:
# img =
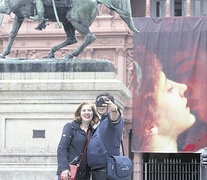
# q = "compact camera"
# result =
<box><xmin>95</xmin><ymin>97</ymin><xmax>109</xmax><ymax>107</ymax></box>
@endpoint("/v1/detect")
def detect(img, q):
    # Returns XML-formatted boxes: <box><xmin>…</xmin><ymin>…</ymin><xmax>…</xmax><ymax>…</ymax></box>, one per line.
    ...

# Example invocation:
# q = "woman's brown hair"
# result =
<box><xmin>133</xmin><ymin>47</ymin><xmax>163</xmax><ymax>134</ymax></box>
<box><xmin>74</xmin><ymin>102</ymin><xmax>99</xmax><ymax>126</ymax></box>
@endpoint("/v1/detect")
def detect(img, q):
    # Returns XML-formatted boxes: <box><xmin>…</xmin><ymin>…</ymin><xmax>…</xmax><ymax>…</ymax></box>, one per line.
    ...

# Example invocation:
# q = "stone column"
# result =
<box><xmin>146</xmin><ymin>0</ymin><xmax>151</xmax><ymax>17</ymax></box>
<box><xmin>166</xmin><ymin>0</ymin><xmax>171</xmax><ymax>17</ymax></box>
<box><xmin>116</xmin><ymin>48</ymin><xmax>126</xmax><ymax>84</ymax></box>
<box><xmin>133</xmin><ymin>152</ymin><xmax>143</xmax><ymax>180</ymax></box>
<box><xmin>186</xmin><ymin>0</ymin><xmax>191</xmax><ymax>16</ymax></box>
<box><xmin>123</xmin><ymin>129</ymin><xmax>130</xmax><ymax>156</ymax></box>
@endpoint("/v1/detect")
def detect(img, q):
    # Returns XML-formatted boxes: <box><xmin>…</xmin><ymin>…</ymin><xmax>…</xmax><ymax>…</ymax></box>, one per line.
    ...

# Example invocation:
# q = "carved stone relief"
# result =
<box><xmin>126</xmin><ymin>49</ymin><xmax>134</xmax><ymax>90</ymax></box>
<box><xmin>98</xmin><ymin>4</ymin><xmax>112</xmax><ymax>16</ymax></box>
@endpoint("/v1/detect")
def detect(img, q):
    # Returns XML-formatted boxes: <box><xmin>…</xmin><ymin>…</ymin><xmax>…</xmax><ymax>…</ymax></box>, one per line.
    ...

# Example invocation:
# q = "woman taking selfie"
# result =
<box><xmin>57</xmin><ymin>102</ymin><xmax>99</xmax><ymax>180</ymax></box>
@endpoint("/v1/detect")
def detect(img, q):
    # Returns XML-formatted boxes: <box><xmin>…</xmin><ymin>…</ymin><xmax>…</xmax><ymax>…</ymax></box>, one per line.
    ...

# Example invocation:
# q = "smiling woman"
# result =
<box><xmin>57</xmin><ymin>102</ymin><xmax>99</xmax><ymax>180</ymax></box>
<box><xmin>133</xmin><ymin>52</ymin><xmax>195</xmax><ymax>152</ymax></box>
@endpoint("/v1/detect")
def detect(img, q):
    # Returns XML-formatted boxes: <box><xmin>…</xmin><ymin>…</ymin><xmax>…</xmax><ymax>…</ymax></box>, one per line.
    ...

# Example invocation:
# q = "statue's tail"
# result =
<box><xmin>97</xmin><ymin>0</ymin><xmax>139</xmax><ymax>33</ymax></box>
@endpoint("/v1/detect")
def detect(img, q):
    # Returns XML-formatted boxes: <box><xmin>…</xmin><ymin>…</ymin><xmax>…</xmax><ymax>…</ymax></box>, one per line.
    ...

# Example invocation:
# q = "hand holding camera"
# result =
<box><xmin>95</xmin><ymin>97</ymin><xmax>109</xmax><ymax>107</ymax></box>
<box><xmin>96</xmin><ymin>97</ymin><xmax>117</xmax><ymax>113</ymax></box>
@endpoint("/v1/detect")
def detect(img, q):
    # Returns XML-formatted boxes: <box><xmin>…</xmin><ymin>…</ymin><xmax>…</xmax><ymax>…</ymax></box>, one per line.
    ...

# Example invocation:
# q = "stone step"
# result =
<box><xmin>0</xmin><ymin>153</ymin><xmax>57</xmax><ymax>163</ymax></box>
<box><xmin>0</xmin><ymin>169</ymin><xmax>57</xmax><ymax>180</ymax></box>
<box><xmin>0</xmin><ymin>154</ymin><xmax>57</xmax><ymax>180</ymax></box>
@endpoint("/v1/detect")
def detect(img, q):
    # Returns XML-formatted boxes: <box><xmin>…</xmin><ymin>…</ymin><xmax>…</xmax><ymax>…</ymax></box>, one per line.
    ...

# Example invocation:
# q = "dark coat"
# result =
<box><xmin>87</xmin><ymin>114</ymin><xmax>123</xmax><ymax>169</ymax></box>
<box><xmin>57</xmin><ymin>121</ymin><xmax>93</xmax><ymax>179</ymax></box>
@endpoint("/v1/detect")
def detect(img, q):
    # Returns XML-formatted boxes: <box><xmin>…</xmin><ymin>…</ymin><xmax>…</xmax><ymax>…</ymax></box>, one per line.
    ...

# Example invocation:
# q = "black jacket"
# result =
<box><xmin>57</xmin><ymin>121</ymin><xmax>93</xmax><ymax>176</ymax></box>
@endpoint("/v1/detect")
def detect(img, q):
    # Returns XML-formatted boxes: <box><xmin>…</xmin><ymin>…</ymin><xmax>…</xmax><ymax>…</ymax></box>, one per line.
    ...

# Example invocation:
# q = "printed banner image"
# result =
<box><xmin>132</xmin><ymin>17</ymin><xmax>207</xmax><ymax>153</ymax></box>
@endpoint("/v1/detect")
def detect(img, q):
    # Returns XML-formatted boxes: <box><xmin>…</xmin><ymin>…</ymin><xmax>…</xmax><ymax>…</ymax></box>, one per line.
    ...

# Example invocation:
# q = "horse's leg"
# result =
<box><xmin>65</xmin><ymin>3</ymin><xmax>97</xmax><ymax>59</ymax></box>
<box><xmin>0</xmin><ymin>15</ymin><xmax>24</xmax><ymax>58</ymax></box>
<box><xmin>48</xmin><ymin>21</ymin><xmax>77</xmax><ymax>58</ymax></box>
<box><xmin>65</xmin><ymin>20</ymin><xmax>96</xmax><ymax>59</ymax></box>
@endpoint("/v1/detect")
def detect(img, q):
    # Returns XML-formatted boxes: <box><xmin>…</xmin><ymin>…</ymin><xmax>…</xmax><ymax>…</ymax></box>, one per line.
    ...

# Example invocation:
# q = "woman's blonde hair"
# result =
<box><xmin>74</xmin><ymin>102</ymin><xmax>99</xmax><ymax>126</ymax></box>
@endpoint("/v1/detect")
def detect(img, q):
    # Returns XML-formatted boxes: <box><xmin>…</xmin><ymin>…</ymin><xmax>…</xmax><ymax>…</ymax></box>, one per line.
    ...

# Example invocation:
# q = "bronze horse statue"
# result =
<box><xmin>0</xmin><ymin>0</ymin><xmax>139</xmax><ymax>59</ymax></box>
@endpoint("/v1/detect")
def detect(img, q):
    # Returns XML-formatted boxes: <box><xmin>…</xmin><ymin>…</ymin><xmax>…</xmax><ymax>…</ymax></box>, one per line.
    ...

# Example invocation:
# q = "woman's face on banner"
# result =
<box><xmin>156</xmin><ymin>72</ymin><xmax>196</xmax><ymax>134</ymax></box>
<box><xmin>183</xmin><ymin>80</ymin><xmax>207</xmax><ymax>122</ymax></box>
<box><xmin>179</xmin><ymin>65</ymin><xmax>207</xmax><ymax>122</ymax></box>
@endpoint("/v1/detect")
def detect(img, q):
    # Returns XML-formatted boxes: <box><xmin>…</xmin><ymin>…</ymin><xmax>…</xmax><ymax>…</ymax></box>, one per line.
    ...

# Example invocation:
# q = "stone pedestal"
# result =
<box><xmin>0</xmin><ymin>59</ymin><xmax>131</xmax><ymax>180</ymax></box>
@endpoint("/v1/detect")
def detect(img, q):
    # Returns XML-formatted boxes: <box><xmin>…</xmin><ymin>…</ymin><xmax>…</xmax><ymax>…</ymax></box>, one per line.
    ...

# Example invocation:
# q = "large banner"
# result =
<box><xmin>132</xmin><ymin>17</ymin><xmax>207</xmax><ymax>152</ymax></box>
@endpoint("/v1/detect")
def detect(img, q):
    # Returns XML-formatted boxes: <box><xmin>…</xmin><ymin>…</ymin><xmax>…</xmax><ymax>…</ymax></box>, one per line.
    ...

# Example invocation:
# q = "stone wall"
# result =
<box><xmin>0</xmin><ymin>59</ymin><xmax>131</xmax><ymax>179</ymax></box>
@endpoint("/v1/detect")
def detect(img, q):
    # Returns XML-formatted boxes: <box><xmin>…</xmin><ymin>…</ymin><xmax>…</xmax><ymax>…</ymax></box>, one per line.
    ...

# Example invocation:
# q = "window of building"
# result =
<box><xmin>151</xmin><ymin>0</ymin><xmax>166</xmax><ymax>17</ymax></box>
<box><xmin>174</xmin><ymin>0</ymin><xmax>182</xmax><ymax>16</ymax></box>
<box><xmin>156</xmin><ymin>1</ymin><xmax>161</xmax><ymax>17</ymax></box>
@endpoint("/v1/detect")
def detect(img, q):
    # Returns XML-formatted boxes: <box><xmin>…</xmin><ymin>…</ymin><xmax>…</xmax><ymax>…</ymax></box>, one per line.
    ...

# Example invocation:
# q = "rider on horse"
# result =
<box><xmin>0</xmin><ymin>0</ymin><xmax>11</xmax><ymax>14</ymax></box>
<box><xmin>0</xmin><ymin>0</ymin><xmax>46</xmax><ymax>30</ymax></box>
<box><xmin>33</xmin><ymin>0</ymin><xmax>46</xmax><ymax>30</ymax></box>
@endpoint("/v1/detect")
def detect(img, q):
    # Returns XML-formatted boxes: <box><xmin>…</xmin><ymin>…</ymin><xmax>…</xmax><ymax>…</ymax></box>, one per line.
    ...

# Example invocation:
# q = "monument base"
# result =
<box><xmin>0</xmin><ymin>58</ymin><xmax>131</xmax><ymax>179</ymax></box>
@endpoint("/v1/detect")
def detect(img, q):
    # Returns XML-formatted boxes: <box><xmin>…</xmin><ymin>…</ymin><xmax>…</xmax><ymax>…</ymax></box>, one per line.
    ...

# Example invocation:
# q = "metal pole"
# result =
<box><xmin>200</xmin><ymin>147</ymin><xmax>207</xmax><ymax>180</ymax></box>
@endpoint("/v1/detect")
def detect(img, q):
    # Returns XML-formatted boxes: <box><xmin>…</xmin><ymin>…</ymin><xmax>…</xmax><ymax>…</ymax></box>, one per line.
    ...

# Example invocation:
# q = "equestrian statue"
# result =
<box><xmin>0</xmin><ymin>0</ymin><xmax>139</xmax><ymax>59</ymax></box>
